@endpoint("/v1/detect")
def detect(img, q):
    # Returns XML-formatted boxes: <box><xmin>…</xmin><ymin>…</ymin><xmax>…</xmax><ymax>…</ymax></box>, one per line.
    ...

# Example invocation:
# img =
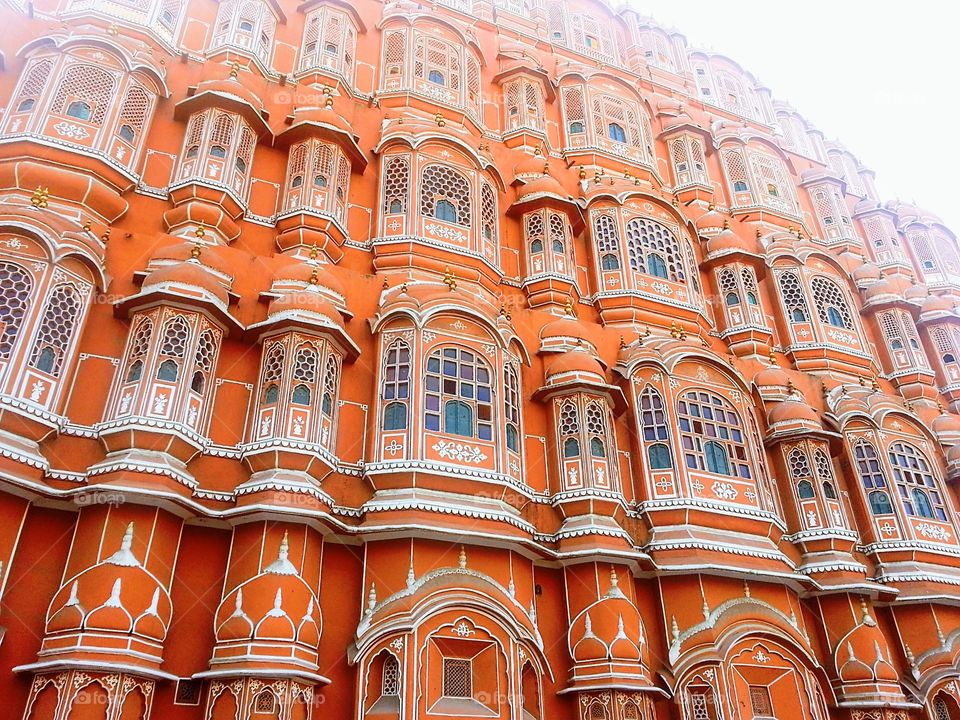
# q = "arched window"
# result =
<box><xmin>639</xmin><ymin>387</ymin><xmax>671</xmax><ymax>469</ymax></box>
<box><xmin>381</xmin><ymin>340</ymin><xmax>410</xmax><ymax>430</ymax></box>
<box><xmin>559</xmin><ymin>402</ymin><xmax>580</xmax><ymax>458</ymax></box>
<box><xmin>797</xmin><ymin>479</ymin><xmax>815</xmax><ymax>499</ymax></box>
<box><xmin>624</xmin><ymin>217</ymin><xmax>686</xmax><ymax>282</ymax></box>
<box><xmin>51</xmin><ymin>65</ymin><xmax>115</xmax><ymax>126</ymax></box>
<box><xmin>424</xmin><ymin>347</ymin><xmax>492</xmax><ymax>441</ymax></box>
<box><xmin>382</xmin><ymin>655</ymin><xmax>400</xmax><ymax>697</ymax></box>
<box><xmin>210</xmin><ymin>0</ymin><xmax>277</xmax><ymax>65</ymax></box>
<box><xmin>260</xmin><ymin>342</ymin><xmax>285</xmax><ymax>405</ymax></box>
<box><xmin>9</xmin><ymin>58</ymin><xmax>52</xmax><ymax>119</ymax></box>
<box><xmin>504</xmin><ymin>365</ymin><xmax>521</xmax><ymax>453</ymax></box>
<box><xmin>869</xmin><ymin>490</ymin><xmax>893</xmax><ymax>514</ymax></box>
<box><xmin>594</xmin><ymin>214</ymin><xmax>621</xmax><ymax>271</ymax></box>
<box><xmin>190</xmin><ymin>329</ymin><xmax>218</xmax><ymax>397</ymax></box>
<box><xmin>321</xmin><ymin>354</ymin><xmax>339</xmax><ymax>418</ymax></box>
<box><xmin>811</xmin><ymin>276</ymin><xmax>854</xmax><ymax>331</ymax></box>
<box><xmin>0</xmin><ymin>262</ymin><xmax>34</xmax><ymax>362</ymax></box>
<box><xmin>854</xmin><ymin>441</ymin><xmax>890</xmax><ymax>514</ymax></box>
<box><xmin>156</xmin><ymin>316</ymin><xmax>189</xmax><ymax>382</ymax></box>
<box><xmin>889</xmin><ymin>442</ymin><xmax>948</xmax><ymax>522</ymax></box>
<box><xmin>777</xmin><ymin>271</ymin><xmax>810</xmax><ymax>323</ymax></box>
<box><xmin>678</xmin><ymin>390</ymin><xmax>751</xmax><ymax>479</ymax></box>
<box><xmin>586</xmin><ymin>402</ymin><xmax>609</xmax><ymax>458</ymax></box>
<box><xmin>29</xmin><ymin>284</ymin><xmax>83</xmax><ymax>377</ymax></box>
<box><xmin>608</xmin><ymin>122</ymin><xmax>626</xmax><ymax>142</ymax></box>
<box><xmin>382</xmin><ymin>155</ymin><xmax>410</xmax><ymax>216</ymax></box>
<box><xmin>419</xmin><ymin>165</ymin><xmax>471</xmax><ymax>228</ymax></box>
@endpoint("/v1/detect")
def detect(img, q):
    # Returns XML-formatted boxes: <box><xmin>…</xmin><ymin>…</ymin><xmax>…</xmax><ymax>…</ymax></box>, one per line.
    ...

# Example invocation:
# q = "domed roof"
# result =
<box><xmin>514</xmin><ymin>152</ymin><xmax>548</xmax><ymax>181</ymax></box>
<box><xmin>177</xmin><ymin>75</ymin><xmax>270</xmax><ymax>136</ymax></box>
<box><xmin>194</xmin><ymin>77</ymin><xmax>264</xmax><ymax>115</ymax></box>
<box><xmin>272</xmin><ymin>259</ymin><xmax>347</xmax><ymax>301</ymax></box>
<box><xmin>45</xmin><ymin>523</ymin><xmax>172</xmax><ymax>646</ymax></box>
<box><xmin>696</xmin><ymin>205</ymin><xmax>727</xmax><ymax>233</ymax></box>
<box><xmin>863</xmin><ymin>278</ymin><xmax>895</xmax><ymax>302</ymax></box>
<box><xmin>150</xmin><ymin>240</ymin><xmax>232</xmax><ymax>276</ymax></box>
<box><xmin>922</xmin><ymin>293</ymin><xmax>954</xmax><ymax>314</ymax></box>
<box><xmin>289</xmin><ymin>101</ymin><xmax>352</xmax><ymax>135</ymax></box>
<box><xmin>517</xmin><ymin>173</ymin><xmax>567</xmax><ymax>202</ymax></box>
<box><xmin>539</xmin><ymin>314</ymin><xmax>598</xmax><ymax>354</ymax></box>
<box><xmin>767</xmin><ymin>397</ymin><xmax>822</xmax><ymax>429</ymax></box>
<box><xmin>215</xmin><ymin>534</ymin><xmax>321</xmax><ymax>651</ymax></box>
<box><xmin>568</xmin><ymin>570</ymin><xmax>647</xmax><ymax>668</ymax></box>
<box><xmin>754</xmin><ymin>365</ymin><xmax>790</xmax><ymax>389</ymax></box>
<box><xmin>267</xmin><ymin>287</ymin><xmax>344</xmax><ymax>327</ymax></box>
<box><xmin>933</xmin><ymin>412</ymin><xmax>960</xmax><ymax>434</ymax></box>
<box><xmin>852</xmin><ymin>262</ymin><xmax>882</xmax><ymax>283</ymax></box>
<box><xmin>903</xmin><ymin>283</ymin><xmax>929</xmax><ymax>301</ymax></box>
<box><xmin>705</xmin><ymin>222</ymin><xmax>761</xmax><ymax>257</ymax></box>
<box><xmin>142</xmin><ymin>259</ymin><xmax>229</xmax><ymax>305</ymax></box>
<box><xmin>544</xmin><ymin>350</ymin><xmax>605</xmax><ymax>383</ymax></box>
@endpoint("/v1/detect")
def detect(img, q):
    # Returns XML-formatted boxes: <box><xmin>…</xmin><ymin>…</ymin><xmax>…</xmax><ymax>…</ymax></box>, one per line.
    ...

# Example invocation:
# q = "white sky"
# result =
<box><xmin>631</xmin><ymin>0</ymin><xmax>960</xmax><ymax>234</ymax></box>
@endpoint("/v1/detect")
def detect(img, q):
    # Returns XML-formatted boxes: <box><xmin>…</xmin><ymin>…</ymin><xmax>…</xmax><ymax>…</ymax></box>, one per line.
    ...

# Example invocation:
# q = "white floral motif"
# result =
<box><xmin>916</xmin><ymin>523</ymin><xmax>951</xmax><ymax>541</ymax></box>
<box><xmin>711</xmin><ymin>481</ymin><xmax>738</xmax><ymax>500</ymax></box>
<box><xmin>453</xmin><ymin>622</ymin><xmax>474</xmax><ymax>637</ymax></box>
<box><xmin>432</xmin><ymin>440</ymin><xmax>487</xmax><ymax>464</ymax></box>
<box><xmin>754</xmin><ymin>650</ymin><xmax>769</xmax><ymax>663</ymax></box>
<box><xmin>151</xmin><ymin>394</ymin><xmax>169</xmax><ymax>414</ymax></box>
<box><xmin>53</xmin><ymin>122</ymin><xmax>90</xmax><ymax>140</ymax></box>
<box><xmin>384</xmin><ymin>440</ymin><xmax>403</xmax><ymax>456</ymax></box>
<box><xmin>29</xmin><ymin>381</ymin><xmax>45</xmax><ymax>402</ymax></box>
<box><xmin>424</xmin><ymin>222</ymin><xmax>467</xmax><ymax>243</ymax></box>
<box><xmin>390</xmin><ymin>638</ymin><xmax>404</xmax><ymax>651</ymax></box>
<box><xmin>691</xmin><ymin>479</ymin><xmax>704</xmax><ymax>493</ymax></box>
<box><xmin>650</xmin><ymin>281</ymin><xmax>673</xmax><ymax>295</ymax></box>
<box><xmin>119</xmin><ymin>392</ymin><xmax>133</xmax><ymax>414</ymax></box>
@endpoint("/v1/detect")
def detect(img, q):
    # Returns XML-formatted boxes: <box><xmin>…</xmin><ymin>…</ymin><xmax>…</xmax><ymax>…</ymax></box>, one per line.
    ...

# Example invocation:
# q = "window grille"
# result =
<box><xmin>640</xmin><ymin>387</ymin><xmax>671</xmax><ymax>470</ymax></box>
<box><xmin>28</xmin><ymin>284</ymin><xmax>84</xmax><ymax>377</ymax></box>
<box><xmin>253</xmin><ymin>690</ymin><xmax>276</xmax><ymax>713</ymax></box>
<box><xmin>593</xmin><ymin>213</ymin><xmax>621</xmax><ymax>270</ymax></box>
<box><xmin>382</xmin><ymin>655</ymin><xmax>400</xmax><ymax>696</ymax></box>
<box><xmin>481</xmin><ymin>181</ymin><xmax>498</xmax><ymax>246</ymax></box>
<box><xmin>777</xmin><ymin>271</ymin><xmax>809</xmax><ymax>323</ymax></box>
<box><xmin>561</xmin><ymin>86</ymin><xmax>586</xmax><ymax>137</ymax></box>
<box><xmin>12</xmin><ymin>59</ymin><xmax>52</xmax><ymax>113</ymax></box>
<box><xmin>934</xmin><ymin>697</ymin><xmax>952</xmax><ymax>720</ymax></box>
<box><xmin>678</xmin><ymin>390</ymin><xmax>751</xmax><ymax>479</ymax></box>
<box><xmin>382</xmin><ymin>29</ymin><xmax>407</xmax><ymax>83</ymax></box>
<box><xmin>504</xmin><ymin>364</ymin><xmax>521</xmax><ymax>453</ymax></box>
<box><xmin>300</xmin><ymin>6</ymin><xmax>356</xmax><ymax>81</ymax></box>
<box><xmin>749</xmin><ymin>685</ymin><xmax>773</xmax><ymax>716</ymax></box>
<box><xmin>889</xmin><ymin>442</ymin><xmax>948</xmax><ymax>521</ymax></box>
<box><xmin>721</xmin><ymin>148</ymin><xmax>751</xmax><ymax>201</ymax></box>
<box><xmin>585</xmin><ymin>401</ymin><xmax>609</xmax><ymax>458</ymax></box>
<box><xmin>0</xmin><ymin>261</ymin><xmax>33</xmax><ymax>361</ymax></box>
<box><xmin>50</xmin><ymin>64</ymin><xmax>115</xmax><ymax>125</ymax></box>
<box><xmin>788</xmin><ymin>447</ymin><xmax>812</xmax><ymax>479</ymax></box>
<box><xmin>117</xmin><ymin>84</ymin><xmax>151</xmax><ymax>141</ymax></box>
<box><xmin>624</xmin><ymin>217</ymin><xmax>685</xmax><ymax>281</ymax></box>
<box><xmin>382</xmin><ymin>155</ymin><xmax>410</xmax><ymax>215</ymax></box>
<box><xmin>559</xmin><ymin>401</ymin><xmax>581</xmax><ymax>458</ymax></box>
<box><xmin>810</xmin><ymin>276</ymin><xmax>854</xmax><ymax>331</ymax></box>
<box><xmin>321</xmin><ymin>353</ymin><xmax>339</xmax><ymax>418</ymax></box>
<box><xmin>424</xmin><ymin>347</ymin><xmax>492</xmax><ymax>440</ymax></box>
<box><xmin>442</xmin><ymin>658</ymin><xmax>471</xmax><ymax>698</ymax></box>
<box><xmin>419</xmin><ymin>165</ymin><xmax>471</xmax><ymax>227</ymax></box>
<box><xmin>124</xmin><ymin>316</ymin><xmax>153</xmax><ymax>382</ymax></box>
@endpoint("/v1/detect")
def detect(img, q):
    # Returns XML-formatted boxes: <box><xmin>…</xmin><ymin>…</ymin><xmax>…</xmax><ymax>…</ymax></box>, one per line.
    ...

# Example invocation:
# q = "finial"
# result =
<box><xmin>190</xmin><ymin>241</ymin><xmax>202</xmax><ymax>260</ymax></box>
<box><xmin>743</xmin><ymin>579</ymin><xmax>751</xmax><ymax>598</ymax></box>
<box><xmin>707</xmin><ymin>201</ymin><xmax>716</xmax><ymax>211</ymax></box>
<box><xmin>458</xmin><ymin>546</ymin><xmax>467</xmax><ymax>569</ymax></box>
<box><xmin>871</xmin><ymin>377</ymin><xmax>880</xmax><ymax>392</ymax></box>
<box><xmin>107</xmin><ymin>23</ymin><xmax>119</xmax><ymax>36</ymax></box>
<box><xmin>609</xmin><ymin>565</ymin><xmax>618</xmax><ymax>589</ymax></box>
<box><xmin>619</xmin><ymin>335</ymin><xmax>626</xmax><ymax>350</ymax></box>
<box><xmin>434</xmin><ymin>111</ymin><xmax>446</xmax><ymax>128</ymax></box>
<box><xmin>406</xmin><ymin>563</ymin><xmax>416</xmax><ymax>589</ymax></box>
<box><xmin>542</xmin><ymin>161</ymin><xmax>550</xmax><ymax>176</ymax></box>
<box><xmin>670</xmin><ymin>321</ymin><xmax>680</xmax><ymax>339</ymax></box>
<box><xmin>82</xmin><ymin>219</ymin><xmax>91</xmax><ymax>232</ymax></box>
<box><xmin>229</xmin><ymin>61</ymin><xmax>240</xmax><ymax>79</ymax></box>
<box><xmin>101</xmin><ymin>227</ymin><xmax>111</xmax><ymax>243</ymax></box>
<box><xmin>382</xmin><ymin>276</ymin><xmax>389</xmax><ymax>290</ymax></box>
<box><xmin>768</xmin><ymin>346</ymin><xmax>777</xmax><ymax>365</ymax></box>
<box><xmin>105</xmin><ymin>522</ymin><xmax>139</xmax><ymax>567</ymax></box>
<box><xmin>672</xmin><ymin>195</ymin><xmax>680</xmax><ymax>207</ymax></box>
<box><xmin>722</xmin><ymin>218</ymin><xmax>730</xmax><ymax>230</ymax></box>
<box><xmin>533</xmin><ymin>145</ymin><xmax>541</xmax><ymax>157</ymax></box>
<box><xmin>367</xmin><ymin>583</ymin><xmax>377</xmax><ymax>613</ymax></box>
<box><xmin>671</xmin><ymin>616</ymin><xmax>679</xmax><ymax>641</ymax></box>
<box><xmin>860</xmin><ymin>597</ymin><xmax>876</xmax><ymax>627</ymax></box>
<box><xmin>443</xmin><ymin>266</ymin><xmax>457</xmax><ymax>291</ymax></box>
<box><xmin>30</xmin><ymin>186</ymin><xmax>49</xmax><ymax>209</ymax></box>
<box><xmin>308</xmin><ymin>268</ymin><xmax>319</xmax><ymax>286</ymax></box>
<box><xmin>702</xmin><ymin>597</ymin><xmax>710</xmax><ymax>620</ymax></box>
<box><xmin>578</xmin><ymin>166</ymin><xmax>587</xmax><ymax>180</ymax></box>
<box><xmin>195</xmin><ymin>223</ymin><xmax>206</xmax><ymax>240</ymax></box>
<box><xmin>786</xmin><ymin>379</ymin><xmax>798</xmax><ymax>396</ymax></box>
<box><xmin>564</xmin><ymin>296</ymin><xmax>575</xmax><ymax>317</ymax></box>
<box><xmin>309</xmin><ymin>243</ymin><xmax>318</xmax><ymax>261</ymax></box>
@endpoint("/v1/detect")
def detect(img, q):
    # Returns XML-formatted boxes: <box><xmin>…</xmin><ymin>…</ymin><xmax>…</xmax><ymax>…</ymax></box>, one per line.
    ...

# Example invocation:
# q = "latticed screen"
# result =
<box><xmin>419</xmin><ymin>164</ymin><xmax>471</xmax><ymax>227</ymax></box>
<box><xmin>0</xmin><ymin>261</ymin><xmax>33</xmax><ymax>360</ymax></box>
<box><xmin>748</xmin><ymin>685</ymin><xmax>773</xmax><ymax>716</ymax></box>
<box><xmin>28</xmin><ymin>284</ymin><xmax>84</xmax><ymax>376</ymax></box>
<box><xmin>810</xmin><ymin>276</ymin><xmax>854</xmax><ymax>330</ymax></box>
<box><xmin>624</xmin><ymin>217</ymin><xmax>685</xmax><ymax>280</ymax></box>
<box><xmin>442</xmin><ymin>658</ymin><xmax>471</xmax><ymax>698</ymax></box>
<box><xmin>776</xmin><ymin>271</ymin><xmax>809</xmax><ymax>322</ymax></box>
<box><xmin>381</xmin><ymin>655</ymin><xmax>400</xmax><ymax>696</ymax></box>
<box><xmin>51</xmin><ymin>64</ymin><xmax>116</xmax><ymax>124</ymax></box>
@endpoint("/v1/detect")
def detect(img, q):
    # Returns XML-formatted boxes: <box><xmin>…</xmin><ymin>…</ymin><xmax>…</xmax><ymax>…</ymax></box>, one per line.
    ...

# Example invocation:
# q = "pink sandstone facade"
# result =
<box><xmin>0</xmin><ymin>1</ymin><xmax>957</xmax><ymax>719</ymax></box>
